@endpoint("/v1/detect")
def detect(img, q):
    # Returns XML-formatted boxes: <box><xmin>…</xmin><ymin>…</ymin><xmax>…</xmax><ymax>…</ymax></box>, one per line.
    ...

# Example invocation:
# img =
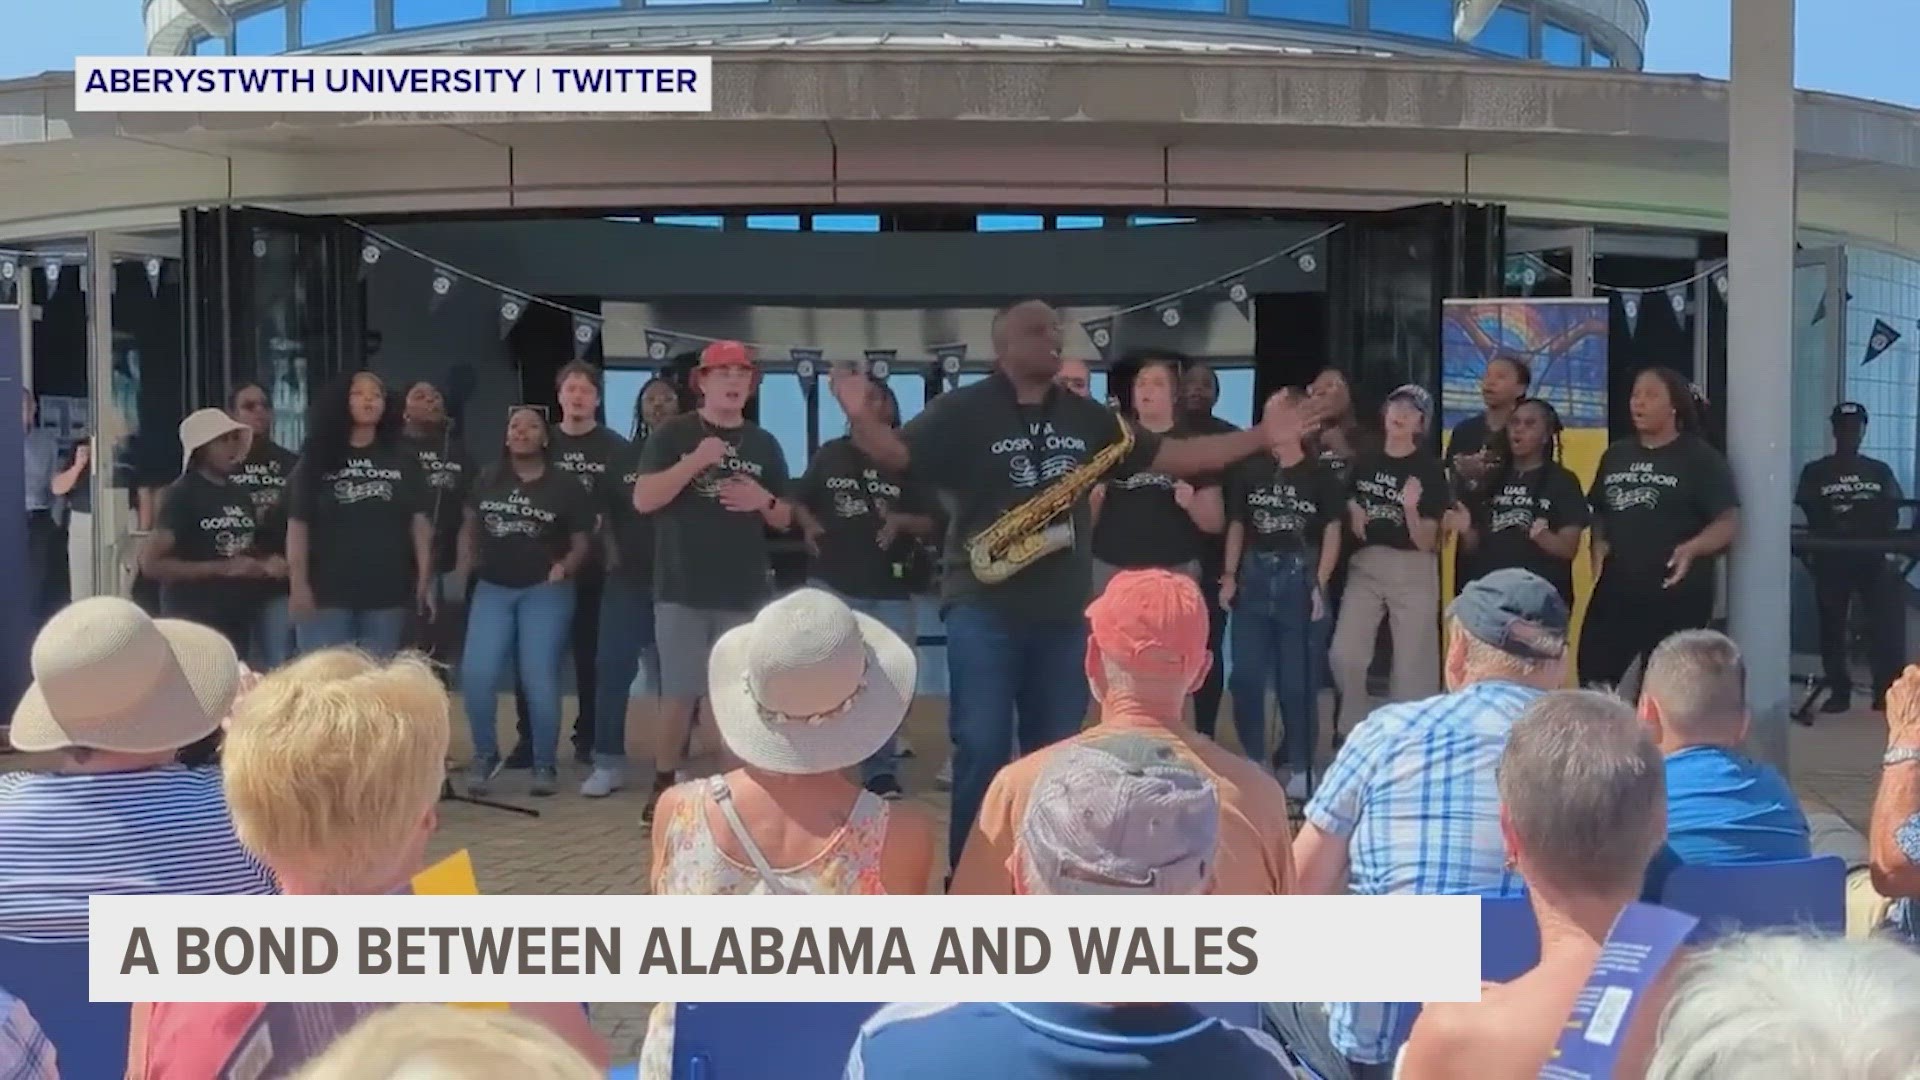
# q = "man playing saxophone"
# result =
<box><xmin>832</xmin><ymin>298</ymin><xmax>1295</xmax><ymax>873</ymax></box>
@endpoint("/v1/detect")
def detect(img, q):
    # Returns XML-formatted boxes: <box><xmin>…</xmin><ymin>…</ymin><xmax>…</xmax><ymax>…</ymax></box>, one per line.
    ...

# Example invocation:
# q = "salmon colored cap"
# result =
<box><xmin>1086</xmin><ymin>569</ymin><xmax>1209</xmax><ymax>679</ymax></box>
<box><xmin>697</xmin><ymin>340</ymin><xmax>756</xmax><ymax>370</ymax></box>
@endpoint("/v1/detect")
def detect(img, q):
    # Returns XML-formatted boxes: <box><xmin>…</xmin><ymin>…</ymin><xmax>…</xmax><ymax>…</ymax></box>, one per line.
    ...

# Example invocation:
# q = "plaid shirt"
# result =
<box><xmin>0</xmin><ymin>992</ymin><xmax>56</xmax><ymax>1080</ymax></box>
<box><xmin>1301</xmin><ymin>679</ymin><xmax>1540</xmax><ymax>1065</ymax></box>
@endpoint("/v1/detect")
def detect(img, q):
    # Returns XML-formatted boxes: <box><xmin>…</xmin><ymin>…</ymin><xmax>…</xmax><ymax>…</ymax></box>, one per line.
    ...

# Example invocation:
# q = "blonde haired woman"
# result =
<box><xmin>129</xmin><ymin>649</ymin><xmax>607</xmax><ymax>1078</ymax></box>
<box><xmin>639</xmin><ymin>589</ymin><xmax>936</xmax><ymax>1077</ymax></box>
<box><xmin>294</xmin><ymin>1005</ymin><xmax>601</xmax><ymax>1080</ymax></box>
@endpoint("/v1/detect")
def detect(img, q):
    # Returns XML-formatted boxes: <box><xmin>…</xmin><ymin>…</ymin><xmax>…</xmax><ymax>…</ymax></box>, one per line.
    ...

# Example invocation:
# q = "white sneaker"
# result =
<box><xmin>1285</xmin><ymin>773</ymin><xmax>1311</xmax><ymax>802</ymax></box>
<box><xmin>579</xmin><ymin>766</ymin><xmax>625</xmax><ymax>798</ymax></box>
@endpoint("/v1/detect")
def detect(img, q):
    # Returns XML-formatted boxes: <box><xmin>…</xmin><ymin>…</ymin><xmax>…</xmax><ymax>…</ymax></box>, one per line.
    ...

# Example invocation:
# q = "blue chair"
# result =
<box><xmin>670</xmin><ymin>1001</ymin><xmax>1265</xmax><ymax>1078</ymax></box>
<box><xmin>608</xmin><ymin>1064</ymin><xmax>639</xmax><ymax>1080</ymax></box>
<box><xmin>0</xmin><ymin>937</ymin><xmax>131</xmax><ymax>1080</ymax></box>
<box><xmin>1657</xmin><ymin>856</ymin><xmax>1847</xmax><ymax>940</ymax></box>
<box><xmin>1479</xmin><ymin>894</ymin><xmax>1540</xmax><ymax>983</ymax></box>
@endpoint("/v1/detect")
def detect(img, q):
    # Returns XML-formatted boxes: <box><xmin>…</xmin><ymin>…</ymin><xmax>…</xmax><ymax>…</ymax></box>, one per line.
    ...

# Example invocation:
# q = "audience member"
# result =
<box><xmin>640</xmin><ymin>588</ymin><xmax>936</xmax><ymax>1078</ymax></box>
<box><xmin>0</xmin><ymin>988</ymin><xmax>56</xmax><ymax>1080</ymax></box>
<box><xmin>1646</xmin><ymin>933</ymin><xmax>1920</xmax><ymax>1079</ymax></box>
<box><xmin>951</xmin><ymin>568</ymin><xmax>1295</xmax><ymax>895</ymax></box>
<box><xmin>1399</xmin><ymin>690</ymin><xmax>1670</xmax><ymax>1079</ymax></box>
<box><xmin>127</xmin><ymin>649</ymin><xmax>607</xmax><ymax>1077</ymax></box>
<box><xmin>1274</xmin><ymin>568</ymin><xmax>1569</xmax><ymax>1079</ymax></box>
<box><xmin>0</xmin><ymin>597</ymin><xmax>275</xmax><ymax>944</ymax></box>
<box><xmin>1870</xmin><ymin>663</ymin><xmax>1920</xmax><ymax>940</ymax></box>
<box><xmin>293</xmin><ymin>1005</ymin><xmax>602</xmax><ymax>1080</ymax></box>
<box><xmin>848</xmin><ymin>738</ymin><xmax>1305</xmax><ymax>1079</ymax></box>
<box><xmin>1637</xmin><ymin>630</ymin><xmax>1810</xmax><ymax>898</ymax></box>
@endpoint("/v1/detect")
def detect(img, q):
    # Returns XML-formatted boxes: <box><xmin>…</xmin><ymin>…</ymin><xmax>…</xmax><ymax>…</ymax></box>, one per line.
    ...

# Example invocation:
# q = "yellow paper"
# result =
<box><xmin>409</xmin><ymin>850</ymin><xmax>507</xmax><ymax>1011</ymax></box>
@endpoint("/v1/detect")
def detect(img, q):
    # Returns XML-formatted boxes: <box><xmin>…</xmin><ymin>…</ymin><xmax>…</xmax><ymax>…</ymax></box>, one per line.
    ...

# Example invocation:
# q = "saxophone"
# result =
<box><xmin>967</xmin><ymin>413</ymin><xmax>1136</xmax><ymax>585</ymax></box>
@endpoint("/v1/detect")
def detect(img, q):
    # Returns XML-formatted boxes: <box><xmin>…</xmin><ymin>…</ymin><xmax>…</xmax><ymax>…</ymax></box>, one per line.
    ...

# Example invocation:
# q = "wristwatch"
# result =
<box><xmin>1884</xmin><ymin>747</ymin><xmax>1920</xmax><ymax>768</ymax></box>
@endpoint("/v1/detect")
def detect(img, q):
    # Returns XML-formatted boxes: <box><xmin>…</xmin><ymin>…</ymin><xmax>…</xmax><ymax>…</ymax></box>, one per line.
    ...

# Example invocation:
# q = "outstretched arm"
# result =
<box><xmin>1149</xmin><ymin>427</ymin><xmax>1269</xmax><ymax>479</ymax></box>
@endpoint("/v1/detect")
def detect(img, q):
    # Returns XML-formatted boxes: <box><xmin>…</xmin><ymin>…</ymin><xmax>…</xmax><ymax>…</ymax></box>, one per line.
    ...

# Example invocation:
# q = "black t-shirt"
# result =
<box><xmin>635</xmin><ymin>413</ymin><xmax>790</xmax><ymax>607</ymax></box>
<box><xmin>601</xmin><ymin>437</ymin><xmax>655</xmax><ymax>576</ymax></box>
<box><xmin>228</xmin><ymin>439</ymin><xmax>298</xmax><ymax>557</ymax></box>
<box><xmin>1588</xmin><ymin>435</ymin><xmax>1740</xmax><ymax>591</ymax></box>
<box><xmin>400</xmin><ymin>433</ymin><xmax>473</xmax><ymax>574</ymax></box>
<box><xmin>799</xmin><ymin>436</ymin><xmax>937</xmax><ymax>600</ymax></box>
<box><xmin>1472</xmin><ymin>462</ymin><xmax>1590</xmax><ymax>600</ymax></box>
<box><xmin>1346</xmin><ymin>449</ymin><xmax>1452</xmax><ymax>551</ymax></box>
<box><xmin>1092</xmin><ymin>425</ymin><xmax>1211</xmax><ymax>570</ymax></box>
<box><xmin>1797</xmin><ymin>453</ymin><xmax>1903</xmax><ymax>539</ymax></box>
<box><xmin>550</xmin><ymin>425</ymin><xmax>629</xmax><ymax>571</ymax></box>
<box><xmin>465</xmin><ymin>465</ymin><xmax>595</xmax><ymax>590</ymax></box>
<box><xmin>901</xmin><ymin>373</ymin><xmax>1161</xmax><ymax>622</ymax></box>
<box><xmin>1227</xmin><ymin>454</ymin><xmax>1343</xmax><ymax>563</ymax></box>
<box><xmin>288</xmin><ymin>444</ymin><xmax>428</xmax><ymax>609</ymax></box>
<box><xmin>157</xmin><ymin>471</ymin><xmax>265</xmax><ymax>622</ymax></box>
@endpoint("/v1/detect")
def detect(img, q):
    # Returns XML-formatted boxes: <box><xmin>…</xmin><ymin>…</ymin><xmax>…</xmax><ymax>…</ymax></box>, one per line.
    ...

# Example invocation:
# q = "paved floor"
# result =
<box><xmin>3</xmin><ymin>692</ymin><xmax>1890</xmax><ymax>1064</ymax></box>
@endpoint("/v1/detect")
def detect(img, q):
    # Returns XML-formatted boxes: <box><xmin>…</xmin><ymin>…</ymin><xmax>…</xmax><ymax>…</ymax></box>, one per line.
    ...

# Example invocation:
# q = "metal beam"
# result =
<box><xmin>1725</xmin><ymin>0</ymin><xmax>1796</xmax><ymax>770</ymax></box>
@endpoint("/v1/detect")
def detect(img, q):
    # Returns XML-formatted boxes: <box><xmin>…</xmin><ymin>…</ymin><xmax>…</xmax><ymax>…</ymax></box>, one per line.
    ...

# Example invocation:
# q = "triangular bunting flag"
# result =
<box><xmin>144</xmin><ymin>256</ymin><xmax>163</xmax><ymax>297</ymax></box>
<box><xmin>40</xmin><ymin>255</ymin><xmax>61</xmax><ymax>298</ymax></box>
<box><xmin>1863</xmin><ymin>318</ymin><xmax>1902</xmax><ymax>366</ymax></box>
<box><xmin>497</xmin><ymin>294</ymin><xmax>526</xmax><ymax>339</ymax></box>
<box><xmin>931</xmin><ymin>343</ymin><xmax>968</xmax><ymax>384</ymax></box>
<box><xmin>356</xmin><ymin>239</ymin><xmax>384</xmax><ymax>281</ymax></box>
<box><xmin>1620</xmin><ymin>290</ymin><xmax>1642</xmax><ymax>337</ymax></box>
<box><xmin>1082</xmin><ymin>317</ymin><xmax>1117</xmax><ymax>363</ymax></box>
<box><xmin>571</xmin><ymin>315</ymin><xmax>601</xmax><ymax>360</ymax></box>
<box><xmin>1519</xmin><ymin>259</ymin><xmax>1539</xmax><ymax>295</ymax></box>
<box><xmin>1812</xmin><ymin>294</ymin><xmax>1828</xmax><ymax>325</ymax></box>
<box><xmin>427</xmin><ymin>268</ymin><xmax>457</xmax><ymax>314</ymax></box>
<box><xmin>1155</xmin><ymin>300</ymin><xmax>1183</xmax><ymax>328</ymax></box>
<box><xmin>863</xmin><ymin>349</ymin><xmax>895</xmax><ymax>380</ymax></box>
<box><xmin>0</xmin><ymin>256</ymin><xmax>17</xmax><ymax>303</ymax></box>
<box><xmin>1713</xmin><ymin>267</ymin><xmax>1729</xmax><ymax>300</ymax></box>
<box><xmin>1666</xmin><ymin>286</ymin><xmax>1688</xmax><ymax>319</ymax></box>
<box><xmin>1223</xmin><ymin>278</ymin><xmax>1253</xmax><ymax>321</ymax></box>
<box><xmin>643</xmin><ymin>328</ymin><xmax>680</xmax><ymax>364</ymax></box>
<box><xmin>790</xmin><ymin>347</ymin><xmax>823</xmax><ymax>384</ymax></box>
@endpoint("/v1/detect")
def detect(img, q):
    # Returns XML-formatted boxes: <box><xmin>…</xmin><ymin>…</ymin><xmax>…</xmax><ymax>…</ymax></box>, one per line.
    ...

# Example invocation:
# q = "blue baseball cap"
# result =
<box><xmin>1449</xmin><ymin>569</ymin><xmax>1569</xmax><ymax>661</ymax></box>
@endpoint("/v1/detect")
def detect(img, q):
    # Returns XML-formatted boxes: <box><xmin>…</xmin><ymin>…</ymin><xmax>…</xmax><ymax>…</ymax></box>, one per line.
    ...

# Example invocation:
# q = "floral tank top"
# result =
<box><xmin>640</xmin><ymin>775</ymin><xmax>892</xmax><ymax>1079</ymax></box>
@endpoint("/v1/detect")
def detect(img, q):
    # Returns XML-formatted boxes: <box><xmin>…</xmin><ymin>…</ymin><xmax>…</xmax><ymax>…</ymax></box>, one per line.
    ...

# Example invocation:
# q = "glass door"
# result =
<box><xmin>85</xmin><ymin>232</ymin><xmax>186</xmax><ymax>601</ymax></box>
<box><xmin>1505</xmin><ymin>225</ymin><xmax>1595</xmax><ymax>298</ymax></box>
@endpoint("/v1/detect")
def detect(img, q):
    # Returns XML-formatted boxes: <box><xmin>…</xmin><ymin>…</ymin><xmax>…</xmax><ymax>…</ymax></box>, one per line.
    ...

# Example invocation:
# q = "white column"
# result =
<box><xmin>1726</xmin><ymin>0</ymin><xmax>1797</xmax><ymax>770</ymax></box>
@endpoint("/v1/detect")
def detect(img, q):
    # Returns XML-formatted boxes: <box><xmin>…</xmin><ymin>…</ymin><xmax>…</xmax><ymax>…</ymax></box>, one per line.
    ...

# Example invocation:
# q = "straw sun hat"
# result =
<box><xmin>9</xmin><ymin>596</ymin><xmax>240</xmax><ymax>754</ymax></box>
<box><xmin>706</xmin><ymin>589</ymin><xmax>916</xmax><ymax>775</ymax></box>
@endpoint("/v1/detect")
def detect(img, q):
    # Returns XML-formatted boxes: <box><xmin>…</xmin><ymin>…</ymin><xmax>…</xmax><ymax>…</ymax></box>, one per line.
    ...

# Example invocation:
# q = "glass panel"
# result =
<box><xmin>954</xmin><ymin>0</ymin><xmax>1083</xmax><ymax>5</ymax></box>
<box><xmin>811</xmin><ymin>214</ymin><xmax>882</xmax><ymax>233</ymax></box>
<box><xmin>510</xmin><ymin>0</ymin><xmax>621</xmax><ymax>11</ymax></box>
<box><xmin>393</xmin><ymin>0</ymin><xmax>490</xmax><ymax>29</ymax></box>
<box><xmin>652</xmin><ymin>214</ymin><xmax>724</xmax><ymax>228</ymax></box>
<box><xmin>234</xmin><ymin>5</ymin><xmax>288</xmax><ymax>54</ymax></box>
<box><xmin>1246</xmin><ymin>0</ymin><xmax>1349</xmax><ymax>24</ymax></box>
<box><xmin>1111</xmin><ymin>0</ymin><xmax>1225</xmax><ymax>12</ymax></box>
<box><xmin>1542</xmin><ymin>21</ymin><xmax>1584</xmax><ymax>65</ymax></box>
<box><xmin>192</xmin><ymin>35</ymin><xmax>229</xmax><ymax>55</ymax></box>
<box><xmin>1217</xmin><ymin>367</ymin><xmax>1256</xmax><ymax>427</ymax></box>
<box><xmin>1845</xmin><ymin>250</ymin><xmax>1920</xmax><ymax>504</ymax></box>
<box><xmin>1590</xmin><ymin>47</ymin><xmax>1614</xmax><ymax>68</ymax></box>
<box><xmin>1478</xmin><ymin>7</ymin><xmax>1531</xmax><ymax>57</ymax></box>
<box><xmin>746</xmin><ymin>215</ymin><xmax>802</xmax><ymax>231</ymax></box>
<box><xmin>754</xmin><ymin>376</ymin><xmax>808</xmax><ymax>477</ymax></box>
<box><xmin>1368</xmin><ymin>0</ymin><xmax>1454</xmax><ymax>40</ymax></box>
<box><xmin>977</xmin><ymin>214</ymin><xmax>1046</xmax><ymax>232</ymax></box>
<box><xmin>1055</xmin><ymin>215</ymin><xmax>1105</xmax><ymax>230</ymax></box>
<box><xmin>299</xmin><ymin>0</ymin><xmax>375</xmax><ymax>45</ymax></box>
<box><xmin>1128</xmin><ymin>215</ymin><xmax>1198</xmax><ymax>227</ymax></box>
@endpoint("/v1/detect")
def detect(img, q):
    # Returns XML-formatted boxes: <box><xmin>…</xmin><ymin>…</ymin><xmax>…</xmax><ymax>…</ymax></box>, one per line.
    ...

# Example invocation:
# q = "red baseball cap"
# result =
<box><xmin>1086</xmin><ymin>569</ymin><xmax>1209</xmax><ymax>680</ymax></box>
<box><xmin>697</xmin><ymin>340</ymin><xmax>756</xmax><ymax>370</ymax></box>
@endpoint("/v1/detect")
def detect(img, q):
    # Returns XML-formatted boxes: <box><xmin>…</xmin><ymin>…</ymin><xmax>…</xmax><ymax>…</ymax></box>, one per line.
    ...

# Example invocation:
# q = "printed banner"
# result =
<box><xmin>1081</xmin><ymin>317</ymin><xmax>1117</xmax><ymax>363</ymax></box>
<box><xmin>643</xmin><ymin>328</ymin><xmax>681</xmax><ymax>363</ymax></box>
<box><xmin>1864</xmin><ymin>318</ymin><xmax>1902</xmax><ymax>366</ymax></box>
<box><xmin>790</xmin><ymin>347</ymin><xmax>823</xmax><ymax>383</ymax></box>
<box><xmin>1540</xmin><ymin>904</ymin><xmax>1697</xmax><ymax>1079</ymax></box>
<box><xmin>496</xmin><ymin>294</ymin><xmax>526</xmax><ymax>339</ymax></box>
<box><xmin>570</xmin><ymin>315</ymin><xmax>600</xmax><ymax>360</ymax></box>
<box><xmin>1441</xmin><ymin>298</ymin><xmax>1609</xmax><ymax>681</ymax></box>
<box><xmin>930</xmin><ymin>343</ymin><xmax>968</xmax><ymax>381</ymax></box>
<box><xmin>1222</xmin><ymin>278</ymin><xmax>1253</xmax><ymax>321</ymax></box>
<box><xmin>863</xmin><ymin>349</ymin><xmax>895</xmax><ymax>379</ymax></box>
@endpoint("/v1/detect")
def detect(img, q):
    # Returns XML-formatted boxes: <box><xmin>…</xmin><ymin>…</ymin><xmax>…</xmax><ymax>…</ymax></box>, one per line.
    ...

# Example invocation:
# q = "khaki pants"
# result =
<box><xmin>67</xmin><ymin>509</ymin><xmax>92</xmax><ymax>601</ymax></box>
<box><xmin>1329</xmin><ymin>546</ymin><xmax>1439</xmax><ymax>733</ymax></box>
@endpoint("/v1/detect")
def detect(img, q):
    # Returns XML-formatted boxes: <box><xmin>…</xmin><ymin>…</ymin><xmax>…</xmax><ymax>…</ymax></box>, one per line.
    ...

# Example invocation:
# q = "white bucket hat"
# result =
<box><xmin>707</xmin><ymin>589</ymin><xmax>917</xmax><ymax>775</ymax></box>
<box><xmin>178</xmin><ymin>407</ymin><xmax>251</xmax><ymax>470</ymax></box>
<box><xmin>10</xmin><ymin>597</ymin><xmax>240</xmax><ymax>754</ymax></box>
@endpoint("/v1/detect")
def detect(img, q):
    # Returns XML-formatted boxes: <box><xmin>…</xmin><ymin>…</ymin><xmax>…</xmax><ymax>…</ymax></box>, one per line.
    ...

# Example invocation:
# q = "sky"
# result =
<box><xmin>1</xmin><ymin>1</ymin><xmax>1916</xmax><ymax>106</ymax></box>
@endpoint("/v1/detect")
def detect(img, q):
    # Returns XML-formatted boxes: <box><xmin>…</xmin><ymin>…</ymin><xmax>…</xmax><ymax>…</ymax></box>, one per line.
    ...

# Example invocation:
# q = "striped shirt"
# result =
<box><xmin>0</xmin><ymin>767</ymin><xmax>278</xmax><ymax>944</ymax></box>
<box><xmin>0</xmin><ymin>991</ymin><xmax>56</xmax><ymax>1080</ymax></box>
<box><xmin>1300</xmin><ymin>680</ymin><xmax>1541</xmax><ymax>1065</ymax></box>
<box><xmin>847</xmin><ymin>1002</ymin><xmax>1304</xmax><ymax>1079</ymax></box>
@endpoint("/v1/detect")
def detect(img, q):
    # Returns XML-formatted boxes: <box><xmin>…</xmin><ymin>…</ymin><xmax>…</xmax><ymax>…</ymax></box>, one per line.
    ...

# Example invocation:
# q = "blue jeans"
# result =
<box><xmin>810</xmin><ymin>581</ymin><xmax>915</xmax><ymax>784</ymax></box>
<box><xmin>461</xmin><ymin>579</ymin><xmax>577</xmax><ymax>769</ymax></box>
<box><xmin>296</xmin><ymin>606</ymin><xmax>409</xmax><ymax>658</ymax></box>
<box><xmin>592</xmin><ymin>569</ymin><xmax>658</xmax><ymax>767</ymax></box>
<box><xmin>1227</xmin><ymin>550</ymin><xmax>1328</xmax><ymax>771</ymax></box>
<box><xmin>254</xmin><ymin>595</ymin><xmax>294</xmax><ymax>669</ymax></box>
<box><xmin>943</xmin><ymin>601</ymin><xmax>1089</xmax><ymax>868</ymax></box>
